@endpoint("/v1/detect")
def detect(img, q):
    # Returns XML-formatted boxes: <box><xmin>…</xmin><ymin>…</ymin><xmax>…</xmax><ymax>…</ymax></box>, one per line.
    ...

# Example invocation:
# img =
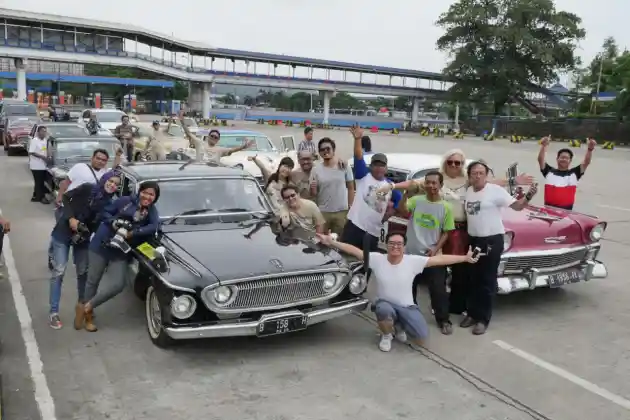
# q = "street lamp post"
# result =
<box><xmin>590</xmin><ymin>54</ymin><xmax>605</xmax><ymax>114</ymax></box>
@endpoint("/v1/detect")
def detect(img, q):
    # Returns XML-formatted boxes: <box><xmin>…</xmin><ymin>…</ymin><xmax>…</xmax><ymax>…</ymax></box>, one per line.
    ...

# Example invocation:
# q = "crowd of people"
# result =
<box><xmin>21</xmin><ymin>114</ymin><xmax>597</xmax><ymax>349</ymax></box>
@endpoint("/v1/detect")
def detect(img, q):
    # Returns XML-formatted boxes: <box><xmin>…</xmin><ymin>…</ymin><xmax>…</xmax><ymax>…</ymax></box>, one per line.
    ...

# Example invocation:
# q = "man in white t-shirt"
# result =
<box><xmin>29</xmin><ymin>126</ymin><xmax>51</xmax><ymax>204</ymax></box>
<box><xmin>316</xmin><ymin>231</ymin><xmax>480</xmax><ymax>352</ymax></box>
<box><xmin>341</xmin><ymin>126</ymin><xmax>402</xmax><ymax>252</ymax></box>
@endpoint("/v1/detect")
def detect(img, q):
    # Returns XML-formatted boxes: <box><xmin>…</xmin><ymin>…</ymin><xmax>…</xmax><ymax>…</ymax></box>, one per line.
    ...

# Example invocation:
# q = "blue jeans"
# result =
<box><xmin>48</xmin><ymin>207</ymin><xmax>64</xmax><ymax>259</ymax></box>
<box><xmin>49</xmin><ymin>238</ymin><xmax>89</xmax><ymax>314</ymax></box>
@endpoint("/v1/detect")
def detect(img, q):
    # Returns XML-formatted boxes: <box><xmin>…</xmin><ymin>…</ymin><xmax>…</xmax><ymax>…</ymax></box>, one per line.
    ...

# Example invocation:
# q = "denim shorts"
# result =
<box><xmin>372</xmin><ymin>299</ymin><xmax>429</xmax><ymax>340</ymax></box>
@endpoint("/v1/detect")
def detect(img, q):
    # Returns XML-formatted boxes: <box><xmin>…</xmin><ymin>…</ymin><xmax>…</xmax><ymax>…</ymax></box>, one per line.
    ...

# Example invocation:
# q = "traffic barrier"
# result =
<box><xmin>285</xmin><ymin>120</ymin><xmax>294</xmax><ymax>127</ymax></box>
<box><xmin>299</xmin><ymin>121</ymin><xmax>306</xmax><ymax>127</ymax></box>
<box><xmin>420</xmin><ymin>129</ymin><xmax>430</xmax><ymax>136</ymax></box>
<box><xmin>453</xmin><ymin>132</ymin><xmax>464</xmax><ymax>139</ymax></box>
<box><xmin>390</xmin><ymin>128</ymin><xmax>399</xmax><ymax>134</ymax></box>
<box><xmin>268</xmin><ymin>120</ymin><xmax>279</xmax><ymax>126</ymax></box>
<box><xmin>483</xmin><ymin>133</ymin><xmax>495</xmax><ymax>141</ymax></box>
<box><xmin>510</xmin><ymin>135</ymin><xmax>522</xmax><ymax>143</ymax></box>
<box><xmin>221</xmin><ymin>120</ymin><xmax>228</xmax><ymax>126</ymax></box>
<box><xmin>569</xmin><ymin>139</ymin><xmax>581</xmax><ymax>147</ymax></box>
<box><xmin>435</xmin><ymin>129</ymin><xmax>445</xmax><ymax>138</ymax></box>
<box><xmin>602</xmin><ymin>141</ymin><xmax>615</xmax><ymax>150</ymax></box>
<box><xmin>257</xmin><ymin>118</ymin><xmax>265</xmax><ymax>124</ymax></box>
<box><xmin>370</xmin><ymin>126</ymin><xmax>378</xmax><ymax>133</ymax></box>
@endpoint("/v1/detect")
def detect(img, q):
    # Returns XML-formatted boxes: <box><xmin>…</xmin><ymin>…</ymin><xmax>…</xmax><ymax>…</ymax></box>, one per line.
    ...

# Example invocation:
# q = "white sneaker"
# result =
<box><xmin>378</xmin><ymin>333</ymin><xmax>393</xmax><ymax>352</ymax></box>
<box><xmin>394</xmin><ymin>324</ymin><xmax>407</xmax><ymax>343</ymax></box>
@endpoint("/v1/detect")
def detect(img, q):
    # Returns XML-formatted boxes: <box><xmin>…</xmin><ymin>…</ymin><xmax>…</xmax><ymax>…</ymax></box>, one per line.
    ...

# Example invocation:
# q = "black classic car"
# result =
<box><xmin>117</xmin><ymin>161</ymin><xmax>369</xmax><ymax>347</ymax></box>
<box><xmin>44</xmin><ymin>135</ymin><xmax>124</xmax><ymax>200</ymax></box>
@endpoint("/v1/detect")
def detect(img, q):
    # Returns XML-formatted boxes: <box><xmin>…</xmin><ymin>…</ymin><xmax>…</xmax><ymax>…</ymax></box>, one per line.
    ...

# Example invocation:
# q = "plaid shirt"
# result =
<box><xmin>298</xmin><ymin>139</ymin><xmax>317</xmax><ymax>156</ymax></box>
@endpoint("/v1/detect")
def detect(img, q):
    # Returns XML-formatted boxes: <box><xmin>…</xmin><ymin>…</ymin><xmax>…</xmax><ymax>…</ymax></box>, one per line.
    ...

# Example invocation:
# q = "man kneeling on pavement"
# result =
<box><xmin>316</xmin><ymin>231</ymin><xmax>480</xmax><ymax>352</ymax></box>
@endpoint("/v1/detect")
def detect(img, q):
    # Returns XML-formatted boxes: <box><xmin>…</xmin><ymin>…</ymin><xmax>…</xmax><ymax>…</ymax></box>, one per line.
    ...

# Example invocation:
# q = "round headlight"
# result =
<box><xmin>170</xmin><ymin>295</ymin><xmax>197</xmax><ymax>319</ymax></box>
<box><xmin>349</xmin><ymin>273</ymin><xmax>367</xmax><ymax>295</ymax></box>
<box><xmin>213</xmin><ymin>286</ymin><xmax>234</xmax><ymax>304</ymax></box>
<box><xmin>503</xmin><ymin>232</ymin><xmax>513</xmax><ymax>251</ymax></box>
<box><xmin>322</xmin><ymin>273</ymin><xmax>337</xmax><ymax>291</ymax></box>
<box><xmin>589</xmin><ymin>223</ymin><xmax>605</xmax><ymax>241</ymax></box>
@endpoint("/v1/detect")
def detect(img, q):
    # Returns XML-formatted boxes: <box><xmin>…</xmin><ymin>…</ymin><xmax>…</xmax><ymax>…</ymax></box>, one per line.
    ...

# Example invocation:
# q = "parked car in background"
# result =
<box><xmin>351</xmin><ymin>153</ymin><xmax>608</xmax><ymax>295</ymax></box>
<box><xmin>81</xmin><ymin>108</ymin><xmax>129</xmax><ymax>133</ymax></box>
<box><xmin>0</xmin><ymin>99</ymin><xmax>40</xmax><ymax>147</ymax></box>
<box><xmin>196</xmin><ymin>129</ymin><xmax>298</xmax><ymax>184</ymax></box>
<box><xmin>4</xmin><ymin>117</ymin><xmax>37</xmax><ymax>155</ymax></box>
<box><xmin>44</xmin><ymin>136</ymin><xmax>124</xmax><ymax>201</ymax></box>
<box><xmin>49</xmin><ymin>105</ymin><xmax>84</xmax><ymax>122</ymax></box>
<box><xmin>116</xmin><ymin>161</ymin><xmax>368</xmax><ymax>347</ymax></box>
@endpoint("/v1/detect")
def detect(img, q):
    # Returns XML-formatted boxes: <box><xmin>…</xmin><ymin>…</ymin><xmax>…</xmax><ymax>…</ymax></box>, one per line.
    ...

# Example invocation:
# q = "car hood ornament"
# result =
<box><xmin>544</xmin><ymin>236</ymin><xmax>567</xmax><ymax>244</ymax></box>
<box><xmin>269</xmin><ymin>258</ymin><xmax>284</xmax><ymax>271</ymax></box>
<box><xmin>528</xmin><ymin>211</ymin><xmax>563</xmax><ymax>222</ymax></box>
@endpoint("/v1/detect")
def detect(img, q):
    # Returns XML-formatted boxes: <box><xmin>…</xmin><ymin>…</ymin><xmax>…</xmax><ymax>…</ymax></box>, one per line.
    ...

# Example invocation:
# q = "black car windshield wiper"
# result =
<box><xmin>164</xmin><ymin>208</ymin><xmax>216</xmax><ymax>225</ymax></box>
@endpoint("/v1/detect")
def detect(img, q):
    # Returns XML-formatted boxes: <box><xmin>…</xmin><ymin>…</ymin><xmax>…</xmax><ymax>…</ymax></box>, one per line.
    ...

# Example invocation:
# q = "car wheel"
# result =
<box><xmin>145</xmin><ymin>285</ymin><xmax>174</xmax><ymax>348</ymax></box>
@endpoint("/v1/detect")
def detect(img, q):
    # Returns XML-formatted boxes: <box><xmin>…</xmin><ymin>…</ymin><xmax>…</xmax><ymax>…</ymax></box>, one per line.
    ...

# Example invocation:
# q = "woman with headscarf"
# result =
<box><xmin>48</xmin><ymin>171</ymin><xmax>121</xmax><ymax>330</ymax></box>
<box><xmin>375</xmin><ymin>149</ymin><xmax>534</xmax><ymax>319</ymax></box>
<box><xmin>77</xmin><ymin>181</ymin><xmax>161</xmax><ymax>332</ymax></box>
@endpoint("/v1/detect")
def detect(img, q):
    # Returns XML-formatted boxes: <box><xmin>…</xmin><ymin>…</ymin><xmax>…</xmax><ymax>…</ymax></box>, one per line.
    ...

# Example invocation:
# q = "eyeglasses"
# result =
<box><xmin>446</xmin><ymin>160</ymin><xmax>462</xmax><ymax>167</ymax></box>
<box><xmin>209</xmin><ymin>135</ymin><xmax>219</xmax><ymax>140</ymax></box>
<box><xmin>319</xmin><ymin>147</ymin><xmax>332</xmax><ymax>153</ymax></box>
<box><xmin>387</xmin><ymin>241</ymin><xmax>404</xmax><ymax>248</ymax></box>
<box><xmin>283</xmin><ymin>193</ymin><xmax>297</xmax><ymax>200</ymax></box>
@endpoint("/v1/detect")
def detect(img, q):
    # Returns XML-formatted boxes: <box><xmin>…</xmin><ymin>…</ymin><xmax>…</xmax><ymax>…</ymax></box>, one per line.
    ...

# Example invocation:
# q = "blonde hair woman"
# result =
<box><xmin>376</xmin><ymin>149</ymin><xmax>534</xmax><ymax>320</ymax></box>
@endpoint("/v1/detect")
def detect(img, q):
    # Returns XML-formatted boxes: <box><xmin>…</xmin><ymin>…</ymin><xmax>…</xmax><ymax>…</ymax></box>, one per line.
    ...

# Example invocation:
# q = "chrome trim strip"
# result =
<box><xmin>504</xmin><ymin>259</ymin><xmax>584</xmax><ymax>275</ymax></box>
<box><xmin>164</xmin><ymin>297</ymin><xmax>370</xmax><ymax>340</ymax></box>
<box><xmin>209</xmin><ymin>268</ymin><xmax>349</xmax><ymax>286</ymax></box>
<box><xmin>501</xmin><ymin>244</ymin><xmax>598</xmax><ymax>259</ymax></box>
<box><xmin>201</xmin><ymin>269</ymin><xmax>351</xmax><ymax>314</ymax></box>
<box><xmin>131</xmin><ymin>251</ymin><xmax>196</xmax><ymax>293</ymax></box>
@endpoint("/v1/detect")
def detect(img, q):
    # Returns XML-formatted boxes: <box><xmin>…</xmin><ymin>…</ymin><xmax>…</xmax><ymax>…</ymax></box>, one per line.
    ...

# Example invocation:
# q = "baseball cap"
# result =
<box><xmin>370</xmin><ymin>153</ymin><xmax>388</xmax><ymax>165</ymax></box>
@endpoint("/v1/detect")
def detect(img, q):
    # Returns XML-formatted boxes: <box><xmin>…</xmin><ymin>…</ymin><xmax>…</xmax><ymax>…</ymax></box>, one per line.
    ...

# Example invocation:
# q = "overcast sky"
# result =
<box><xmin>2</xmin><ymin>0</ymin><xmax>625</xmax><ymax>84</ymax></box>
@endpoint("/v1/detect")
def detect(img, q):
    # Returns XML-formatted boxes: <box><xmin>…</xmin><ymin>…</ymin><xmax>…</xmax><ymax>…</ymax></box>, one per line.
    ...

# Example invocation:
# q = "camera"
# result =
<box><xmin>71</xmin><ymin>222</ymin><xmax>90</xmax><ymax>245</ymax></box>
<box><xmin>109</xmin><ymin>219</ymin><xmax>134</xmax><ymax>253</ymax></box>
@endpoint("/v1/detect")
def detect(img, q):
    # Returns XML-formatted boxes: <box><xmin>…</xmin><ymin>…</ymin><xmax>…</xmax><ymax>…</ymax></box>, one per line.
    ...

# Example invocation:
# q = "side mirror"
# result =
<box><xmin>506</xmin><ymin>162</ymin><xmax>518</xmax><ymax>196</ymax></box>
<box><xmin>280</xmin><ymin>135</ymin><xmax>296</xmax><ymax>151</ymax></box>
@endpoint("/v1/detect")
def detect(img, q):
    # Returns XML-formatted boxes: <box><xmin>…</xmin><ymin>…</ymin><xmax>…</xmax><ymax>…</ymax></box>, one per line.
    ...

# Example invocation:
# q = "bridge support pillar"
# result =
<box><xmin>322</xmin><ymin>91</ymin><xmax>335</xmax><ymax>125</ymax></box>
<box><xmin>411</xmin><ymin>98</ymin><xmax>419</xmax><ymax>125</ymax></box>
<box><xmin>14</xmin><ymin>58</ymin><xmax>27</xmax><ymax>101</ymax></box>
<box><xmin>454</xmin><ymin>102</ymin><xmax>460</xmax><ymax>130</ymax></box>
<box><xmin>202</xmin><ymin>83</ymin><xmax>212</xmax><ymax>119</ymax></box>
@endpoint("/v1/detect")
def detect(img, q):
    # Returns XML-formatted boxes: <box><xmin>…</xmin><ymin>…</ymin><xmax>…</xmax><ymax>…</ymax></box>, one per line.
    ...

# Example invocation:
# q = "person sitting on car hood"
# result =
<box><xmin>85</xmin><ymin>111</ymin><xmax>102</xmax><ymax>135</ymax></box>
<box><xmin>78</xmin><ymin>181</ymin><xmax>161</xmax><ymax>332</ymax></box>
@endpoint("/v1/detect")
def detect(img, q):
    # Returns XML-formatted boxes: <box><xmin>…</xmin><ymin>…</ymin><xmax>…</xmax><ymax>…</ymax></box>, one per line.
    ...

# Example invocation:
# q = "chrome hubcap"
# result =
<box><xmin>147</xmin><ymin>288</ymin><xmax>162</xmax><ymax>337</ymax></box>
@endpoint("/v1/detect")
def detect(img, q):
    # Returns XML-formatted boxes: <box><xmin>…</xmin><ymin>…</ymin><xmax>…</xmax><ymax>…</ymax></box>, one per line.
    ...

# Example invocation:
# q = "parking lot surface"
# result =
<box><xmin>1</xmin><ymin>121</ymin><xmax>629</xmax><ymax>420</ymax></box>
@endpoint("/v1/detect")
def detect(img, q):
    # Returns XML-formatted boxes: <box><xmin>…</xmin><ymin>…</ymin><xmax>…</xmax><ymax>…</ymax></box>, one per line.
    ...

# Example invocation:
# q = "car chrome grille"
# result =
<box><xmin>504</xmin><ymin>248</ymin><xmax>588</xmax><ymax>273</ymax></box>
<box><xmin>219</xmin><ymin>273</ymin><xmax>335</xmax><ymax>311</ymax></box>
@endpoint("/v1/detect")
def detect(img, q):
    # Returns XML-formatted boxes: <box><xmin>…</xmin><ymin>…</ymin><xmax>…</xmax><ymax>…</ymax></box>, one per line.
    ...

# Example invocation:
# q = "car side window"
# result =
<box><xmin>121</xmin><ymin>176</ymin><xmax>136</xmax><ymax>196</ymax></box>
<box><xmin>47</xmin><ymin>139</ymin><xmax>54</xmax><ymax>158</ymax></box>
<box><xmin>30</xmin><ymin>125</ymin><xmax>37</xmax><ymax>137</ymax></box>
<box><xmin>411</xmin><ymin>168</ymin><xmax>439</xmax><ymax>180</ymax></box>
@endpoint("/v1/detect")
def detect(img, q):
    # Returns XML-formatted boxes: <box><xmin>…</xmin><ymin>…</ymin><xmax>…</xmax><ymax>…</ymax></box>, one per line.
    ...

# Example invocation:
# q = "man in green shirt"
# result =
<box><xmin>404</xmin><ymin>170</ymin><xmax>455</xmax><ymax>335</ymax></box>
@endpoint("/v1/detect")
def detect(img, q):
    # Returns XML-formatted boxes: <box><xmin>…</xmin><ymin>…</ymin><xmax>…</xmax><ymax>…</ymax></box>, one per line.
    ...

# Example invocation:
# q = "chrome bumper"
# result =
<box><xmin>497</xmin><ymin>260</ymin><xmax>608</xmax><ymax>294</ymax></box>
<box><xmin>164</xmin><ymin>297</ymin><xmax>370</xmax><ymax>340</ymax></box>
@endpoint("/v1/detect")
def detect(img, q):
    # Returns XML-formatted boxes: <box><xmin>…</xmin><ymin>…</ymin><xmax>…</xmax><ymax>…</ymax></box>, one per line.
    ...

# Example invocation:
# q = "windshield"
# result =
<box><xmin>8</xmin><ymin>119</ymin><xmax>34</xmax><ymax>129</ymax></box>
<box><xmin>153</xmin><ymin>178</ymin><xmax>268</xmax><ymax>217</ymax></box>
<box><xmin>217</xmin><ymin>135</ymin><xmax>273</xmax><ymax>152</ymax></box>
<box><xmin>94</xmin><ymin>111</ymin><xmax>126</xmax><ymax>122</ymax></box>
<box><xmin>47</xmin><ymin>125</ymin><xmax>89</xmax><ymax>138</ymax></box>
<box><xmin>182</xmin><ymin>118</ymin><xmax>197</xmax><ymax>128</ymax></box>
<box><xmin>55</xmin><ymin>140</ymin><xmax>118</xmax><ymax>160</ymax></box>
<box><xmin>6</xmin><ymin>104</ymin><xmax>38</xmax><ymax>116</ymax></box>
<box><xmin>167</xmin><ymin>125</ymin><xmax>186</xmax><ymax>137</ymax></box>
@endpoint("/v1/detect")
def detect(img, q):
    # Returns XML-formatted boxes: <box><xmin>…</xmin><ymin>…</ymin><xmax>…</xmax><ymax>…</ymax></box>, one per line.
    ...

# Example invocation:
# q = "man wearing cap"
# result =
<box><xmin>298</xmin><ymin>127</ymin><xmax>317</xmax><ymax>157</ymax></box>
<box><xmin>341</xmin><ymin>127</ymin><xmax>402</xmax><ymax>251</ymax></box>
<box><xmin>145</xmin><ymin>120</ymin><xmax>169</xmax><ymax>160</ymax></box>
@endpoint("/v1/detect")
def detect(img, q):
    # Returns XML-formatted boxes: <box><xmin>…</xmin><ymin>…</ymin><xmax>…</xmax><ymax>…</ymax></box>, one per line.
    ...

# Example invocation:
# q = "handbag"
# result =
<box><xmin>443</xmin><ymin>223</ymin><xmax>469</xmax><ymax>255</ymax></box>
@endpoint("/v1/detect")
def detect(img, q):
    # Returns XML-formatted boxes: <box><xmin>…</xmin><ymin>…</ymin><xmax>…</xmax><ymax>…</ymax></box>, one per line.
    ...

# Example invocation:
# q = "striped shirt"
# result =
<box><xmin>298</xmin><ymin>139</ymin><xmax>317</xmax><ymax>156</ymax></box>
<box><xmin>541</xmin><ymin>163</ymin><xmax>583</xmax><ymax>210</ymax></box>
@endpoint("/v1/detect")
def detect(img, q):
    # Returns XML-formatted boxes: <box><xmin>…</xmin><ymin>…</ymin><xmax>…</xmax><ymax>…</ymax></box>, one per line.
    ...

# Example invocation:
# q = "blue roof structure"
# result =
<box><xmin>0</xmin><ymin>71</ymin><xmax>174</xmax><ymax>87</ymax></box>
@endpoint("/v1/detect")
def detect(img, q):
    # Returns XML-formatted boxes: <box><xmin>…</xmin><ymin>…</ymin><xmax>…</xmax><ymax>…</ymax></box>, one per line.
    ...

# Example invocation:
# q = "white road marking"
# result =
<box><xmin>597</xmin><ymin>204</ymin><xmax>630</xmax><ymax>212</ymax></box>
<box><xmin>2</xmin><ymin>208</ymin><xmax>58</xmax><ymax>420</ymax></box>
<box><xmin>493</xmin><ymin>340</ymin><xmax>630</xmax><ymax>411</ymax></box>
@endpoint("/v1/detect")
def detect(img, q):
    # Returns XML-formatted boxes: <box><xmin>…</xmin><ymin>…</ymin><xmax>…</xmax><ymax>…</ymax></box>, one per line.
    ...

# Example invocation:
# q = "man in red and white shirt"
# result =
<box><xmin>537</xmin><ymin>136</ymin><xmax>596</xmax><ymax>210</ymax></box>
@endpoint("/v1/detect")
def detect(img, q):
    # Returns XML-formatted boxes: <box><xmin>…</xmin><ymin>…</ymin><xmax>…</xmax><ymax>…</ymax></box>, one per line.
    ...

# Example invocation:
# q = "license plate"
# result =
<box><xmin>548</xmin><ymin>269</ymin><xmax>582</xmax><ymax>288</ymax></box>
<box><xmin>257</xmin><ymin>315</ymin><xmax>308</xmax><ymax>337</ymax></box>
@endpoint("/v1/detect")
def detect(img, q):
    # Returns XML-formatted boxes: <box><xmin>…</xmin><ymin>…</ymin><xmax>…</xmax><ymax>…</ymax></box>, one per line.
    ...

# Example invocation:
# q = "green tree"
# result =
<box><xmin>270</xmin><ymin>91</ymin><xmax>290</xmax><ymax>109</ymax></box>
<box><xmin>288</xmin><ymin>92</ymin><xmax>313</xmax><ymax>112</ymax></box>
<box><xmin>243</xmin><ymin>95</ymin><xmax>255</xmax><ymax>106</ymax></box>
<box><xmin>329</xmin><ymin>92</ymin><xmax>360</xmax><ymax>109</ymax></box>
<box><xmin>220</xmin><ymin>93</ymin><xmax>237</xmax><ymax>104</ymax></box>
<box><xmin>436</xmin><ymin>0</ymin><xmax>585</xmax><ymax>114</ymax></box>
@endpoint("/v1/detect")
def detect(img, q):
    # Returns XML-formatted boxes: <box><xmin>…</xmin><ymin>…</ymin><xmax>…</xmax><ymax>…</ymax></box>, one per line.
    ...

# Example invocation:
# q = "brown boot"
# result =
<box><xmin>74</xmin><ymin>303</ymin><xmax>85</xmax><ymax>330</ymax></box>
<box><xmin>84</xmin><ymin>308</ymin><xmax>97</xmax><ymax>332</ymax></box>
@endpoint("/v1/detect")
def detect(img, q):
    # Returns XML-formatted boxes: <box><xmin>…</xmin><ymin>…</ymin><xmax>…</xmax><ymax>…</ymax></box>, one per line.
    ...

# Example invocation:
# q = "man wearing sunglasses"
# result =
<box><xmin>309</xmin><ymin>137</ymin><xmax>355</xmax><ymax>235</ymax></box>
<box><xmin>341</xmin><ymin>126</ymin><xmax>402</xmax><ymax>252</ymax></box>
<box><xmin>316</xmin><ymin>230</ymin><xmax>480</xmax><ymax>351</ymax></box>
<box><xmin>278</xmin><ymin>185</ymin><xmax>325</xmax><ymax>233</ymax></box>
<box><xmin>179</xmin><ymin>112</ymin><xmax>253</xmax><ymax>163</ymax></box>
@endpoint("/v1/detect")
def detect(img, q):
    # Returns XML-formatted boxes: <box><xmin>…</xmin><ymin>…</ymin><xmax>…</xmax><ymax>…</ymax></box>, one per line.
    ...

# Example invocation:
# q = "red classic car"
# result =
<box><xmin>359</xmin><ymin>153</ymin><xmax>608</xmax><ymax>294</ymax></box>
<box><xmin>3</xmin><ymin>117</ymin><xmax>39</xmax><ymax>155</ymax></box>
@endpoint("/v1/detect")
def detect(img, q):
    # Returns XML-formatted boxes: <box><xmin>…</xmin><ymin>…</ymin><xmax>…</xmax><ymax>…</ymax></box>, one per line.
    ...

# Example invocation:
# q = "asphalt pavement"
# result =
<box><xmin>1</xmin><ymin>121</ymin><xmax>629</xmax><ymax>420</ymax></box>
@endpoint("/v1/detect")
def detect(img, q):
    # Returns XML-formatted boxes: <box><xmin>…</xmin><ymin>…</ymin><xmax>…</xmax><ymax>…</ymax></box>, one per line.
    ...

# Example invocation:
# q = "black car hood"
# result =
<box><xmin>162</xmin><ymin>222</ymin><xmax>343</xmax><ymax>281</ymax></box>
